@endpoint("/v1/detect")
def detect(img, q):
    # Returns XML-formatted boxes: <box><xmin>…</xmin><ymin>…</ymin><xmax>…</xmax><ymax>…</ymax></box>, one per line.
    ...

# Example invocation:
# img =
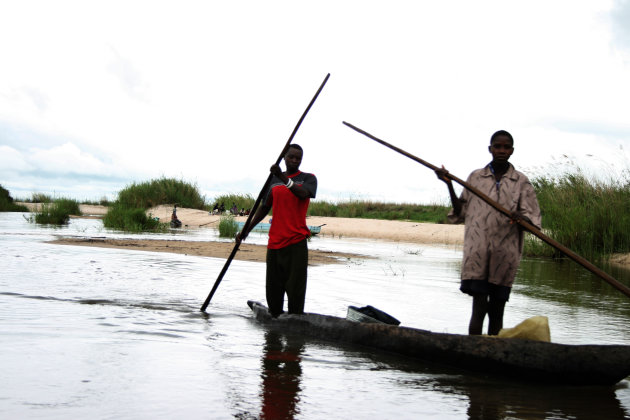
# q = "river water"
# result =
<box><xmin>2</xmin><ymin>212</ymin><xmax>630</xmax><ymax>419</ymax></box>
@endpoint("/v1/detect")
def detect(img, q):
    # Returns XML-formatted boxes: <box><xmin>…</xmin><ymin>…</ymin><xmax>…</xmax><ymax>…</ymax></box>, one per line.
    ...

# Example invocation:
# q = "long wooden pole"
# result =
<box><xmin>342</xmin><ymin>121</ymin><xmax>630</xmax><ymax>299</ymax></box>
<box><xmin>200</xmin><ymin>74</ymin><xmax>331</xmax><ymax>312</ymax></box>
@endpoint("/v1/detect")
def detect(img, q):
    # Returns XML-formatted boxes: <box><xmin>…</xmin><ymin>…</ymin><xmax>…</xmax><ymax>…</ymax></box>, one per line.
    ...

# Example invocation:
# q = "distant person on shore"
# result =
<box><xmin>237</xmin><ymin>144</ymin><xmax>317</xmax><ymax>317</ymax></box>
<box><xmin>230</xmin><ymin>203</ymin><xmax>238</xmax><ymax>215</ymax></box>
<box><xmin>435</xmin><ymin>130</ymin><xmax>541</xmax><ymax>335</ymax></box>
<box><xmin>171</xmin><ymin>205</ymin><xmax>182</xmax><ymax>228</ymax></box>
<box><xmin>219</xmin><ymin>203</ymin><xmax>225</xmax><ymax>213</ymax></box>
<box><xmin>212</xmin><ymin>203</ymin><xmax>219</xmax><ymax>215</ymax></box>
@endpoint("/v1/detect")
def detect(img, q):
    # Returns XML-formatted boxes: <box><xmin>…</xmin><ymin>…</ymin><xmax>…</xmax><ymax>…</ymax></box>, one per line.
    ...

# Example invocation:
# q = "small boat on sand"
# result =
<box><xmin>247</xmin><ymin>300</ymin><xmax>630</xmax><ymax>385</ymax></box>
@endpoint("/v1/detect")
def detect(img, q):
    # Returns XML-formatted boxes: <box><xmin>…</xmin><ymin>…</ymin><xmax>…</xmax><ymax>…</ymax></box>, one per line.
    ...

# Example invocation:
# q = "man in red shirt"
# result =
<box><xmin>238</xmin><ymin>144</ymin><xmax>317</xmax><ymax>317</ymax></box>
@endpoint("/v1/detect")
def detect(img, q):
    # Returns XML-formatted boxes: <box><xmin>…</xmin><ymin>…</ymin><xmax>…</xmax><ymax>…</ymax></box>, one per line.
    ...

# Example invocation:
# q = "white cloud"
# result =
<box><xmin>0</xmin><ymin>145</ymin><xmax>32</xmax><ymax>172</ymax></box>
<box><xmin>0</xmin><ymin>1</ymin><xmax>629</xmax><ymax>203</ymax></box>
<box><xmin>610</xmin><ymin>0</ymin><xmax>630</xmax><ymax>51</ymax></box>
<box><xmin>28</xmin><ymin>143</ymin><xmax>109</xmax><ymax>175</ymax></box>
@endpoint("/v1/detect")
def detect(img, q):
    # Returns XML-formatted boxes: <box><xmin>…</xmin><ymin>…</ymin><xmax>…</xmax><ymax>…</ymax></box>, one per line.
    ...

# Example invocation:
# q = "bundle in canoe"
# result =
<box><xmin>236</xmin><ymin>221</ymin><xmax>322</xmax><ymax>235</ymax></box>
<box><xmin>247</xmin><ymin>300</ymin><xmax>630</xmax><ymax>385</ymax></box>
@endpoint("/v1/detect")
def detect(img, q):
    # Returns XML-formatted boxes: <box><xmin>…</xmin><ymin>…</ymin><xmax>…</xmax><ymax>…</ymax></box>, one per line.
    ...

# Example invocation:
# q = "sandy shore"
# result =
<box><xmin>24</xmin><ymin>203</ymin><xmax>630</xmax><ymax>269</ymax></box>
<box><xmin>146</xmin><ymin>205</ymin><xmax>466</xmax><ymax>245</ymax></box>
<box><xmin>43</xmin><ymin>204</ymin><xmax>463</xmax><ymax>265</ymax></box>
<box><xmin>51</xmin><ymin>237</ymin><xmax>367</xmax><ymax>265</ymax></box>
<box><xmin>21</xmin><ymin>202</ymin><xmax>464</xmax><ymax>245</ymax></box>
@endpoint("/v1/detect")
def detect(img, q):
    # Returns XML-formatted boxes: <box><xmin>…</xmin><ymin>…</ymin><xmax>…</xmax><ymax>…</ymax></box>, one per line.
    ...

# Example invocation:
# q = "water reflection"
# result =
<box><xmin>461</xmin><ymin>381</ymin><xmax>628</xmax><ymax>420</ymax></box>
<box><xmin>259</xmin><ymin>331</ymin><xmax>305</xmax><ymax>420</ymax></box>
<box><xmin>340</xmin><ymin>344</ymin><xmax>630</xmax><ymax>419</ymax></box>
<box><xmin>518</xmin><ymin>258</ymin><xmax>630</xmax><ymax>316</ymax></box>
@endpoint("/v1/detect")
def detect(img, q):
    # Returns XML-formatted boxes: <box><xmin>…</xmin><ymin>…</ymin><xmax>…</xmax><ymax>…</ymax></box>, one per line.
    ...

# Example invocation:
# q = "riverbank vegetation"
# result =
<box><xmin>103</xmin><ymin>203</ymin><xmax>164</xmax><ymax>232</ymax></box>
<box><xmin>218</xmin><ymin>214</ymin><xmax>239</xmax><ymax>238</ymax></box>
<box><xmin>211</xmin><ymin>193</ymin><xmax>450</xmax><ymax>224</ymax></box>
<box><xmin>103</xmin><ymin>177</ymin><xmax>206</xmax><ymax>231</ymax></box>
<box><xmin>34</xmin><ymin>198</ymin><xmax>82</xmax><ymax>225</ymax></box>
<box><xmin>1</xmin><ymin>185</ymin><xmax>81</xmax><ymax>224</ymax></box>
<box><xmin>0</xmin><ymin>185</ymin><xmax>29</xmax><ymax>212</ymax></box>
<box><xmin>213</xmin><ymin>176</ymin><xmax>629</xmax><ymax>260</ymax></box>
<box><xmin>12</xmin><ymin>169</ymin><xmax>630</xmax><ymax>260</ymax></box>
<box><xmin>211</xmin><ymin>193</ymin><xmax>254</xmax><ymax>214</ymax></box>
<box><xmin>525</xmin><ymin>171</ymin><xmax>630</xmax><ymax>260</ymax></box>
<box><xmin>308</xmin><ymin>200</ymin><xmax>450</xmax><ymax>223</ymax></box>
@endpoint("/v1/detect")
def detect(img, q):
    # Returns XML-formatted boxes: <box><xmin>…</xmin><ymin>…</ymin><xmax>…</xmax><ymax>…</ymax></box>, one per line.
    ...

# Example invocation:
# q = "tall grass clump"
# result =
<box><xmin>527</xmin><ymin>170</ymin><xmax>630</xmax><ymax>260</ymax></box>
<box><xmin>34</xmin><ymin>198</ymin><xmax>81</xmax><ymax>225</ymax></box>
<box><xmin>218</xmin><ymin>214</ymin><xmax>239</xmax><ymax>238</ymax></box>
<box><xmin>0</xmin><ymin>185</ymin><xmax>28</xmax><ymax>212</ymax></box>
<box><xmin>30</xmin><ymin>192</ymin><xmax>53</xmax><ymax>203</ymax></box>
<box><xmin>104</xmin><ymin>177</ymin><xmax>205</xmax><ymax>231</ymax></box>
<box><xmin>116</xmin><ymin>177</ymin><xmax>207</xmax><ymax>210</ymax></box>
<box><xmin>308</xmin><ymin>199</ymin><xmax>450</xmax><ymax>223</ymax></box>
<box><xmin>103</xmin><ymin>203</ymin><xmax>164</xmax><ymax>232</ymax></box>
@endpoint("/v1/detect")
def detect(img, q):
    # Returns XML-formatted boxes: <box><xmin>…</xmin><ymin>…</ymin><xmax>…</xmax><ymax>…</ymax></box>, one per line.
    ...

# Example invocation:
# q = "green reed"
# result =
<box><xmin>104</xmin><ymin>177</ymin><xmax>205</xmax><ymax>231</ymax></box>
<box><xmin>103</xmin><ymin>203</ymin><xmax>165</xmax><ymax>232</ymax></box>
<box><xmin>33</xmin><ymin>198</ymin><xmax>82</xmax><ymax>225</ymax></box>
<box><xmin>218</xmin><ymin>214</ymin><xmax>239</xmax><ymax>238</ymax></box>
<box><xmin>116</xmin><ymin>177</ymin><xmax>207</xmax><ymax>210</ymax></box>
<box><xmin>30</xmin><ymin>192</ymin><xmax>53</xmax><ymax>203</ymax></box>
<box><xmin>526</xmin><ymin>170</ymin><xmax>630</xmax><ymax>260</ymax></box>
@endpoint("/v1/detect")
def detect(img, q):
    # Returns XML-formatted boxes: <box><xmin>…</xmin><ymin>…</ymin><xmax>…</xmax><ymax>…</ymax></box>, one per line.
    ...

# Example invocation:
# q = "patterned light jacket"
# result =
<box><xmin>448</xmin><ymin>164</ymin><xmax>542</xmax><ymax>287</ymax></box>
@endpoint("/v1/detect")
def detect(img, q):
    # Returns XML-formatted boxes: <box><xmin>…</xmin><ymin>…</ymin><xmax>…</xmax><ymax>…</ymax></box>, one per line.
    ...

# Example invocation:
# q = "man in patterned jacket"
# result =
<box><xmin>238</xmin><ymin>144</ymin><xmax>317</xmax><ymax>317</ymax></box>
<box><xmin>436</xmin><ymin>130</ymin><xmax>541</xmax><ymax>335</ymax></box>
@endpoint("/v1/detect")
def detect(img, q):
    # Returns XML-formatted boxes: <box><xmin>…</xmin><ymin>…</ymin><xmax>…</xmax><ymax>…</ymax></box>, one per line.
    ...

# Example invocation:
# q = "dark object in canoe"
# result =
<box><xmin>347</xmin><ymin>305</ymin><xmax>401</xmax><ymax>326</ymax></box>
<box><xmin>247</xmin><ymin>300</ymin><xmax>630</xmax><ymax>385</ymax></box>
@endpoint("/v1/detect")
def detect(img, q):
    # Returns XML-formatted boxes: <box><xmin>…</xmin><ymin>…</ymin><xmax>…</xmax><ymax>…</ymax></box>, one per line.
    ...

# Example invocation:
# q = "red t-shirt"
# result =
<box><xmin>265</xmin><ymin>171</ymin><xmax>317</xmax><ymax>249</ymax></box>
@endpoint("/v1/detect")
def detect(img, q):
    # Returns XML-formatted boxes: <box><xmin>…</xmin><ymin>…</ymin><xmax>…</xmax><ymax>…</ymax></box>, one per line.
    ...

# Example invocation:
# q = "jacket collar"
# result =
<box><xmin>482</xmin><ymin>162</ymin><xmax>516</xmax><ymax>180</ymax></box>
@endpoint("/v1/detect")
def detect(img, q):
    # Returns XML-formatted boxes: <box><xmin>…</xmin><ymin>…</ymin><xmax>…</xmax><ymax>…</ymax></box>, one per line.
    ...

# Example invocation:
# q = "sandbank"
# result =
<box><xmin>21</xmin><ymin>203</ymin><xmax>630</xmax><ymax>270</ymax></box>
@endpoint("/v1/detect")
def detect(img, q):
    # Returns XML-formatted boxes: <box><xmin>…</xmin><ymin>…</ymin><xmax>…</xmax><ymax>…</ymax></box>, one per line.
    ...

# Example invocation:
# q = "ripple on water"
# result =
<box><xmin>2</xmin><ymin>212</ymin><xmax>630</xmax><ymax>419</ymax></box>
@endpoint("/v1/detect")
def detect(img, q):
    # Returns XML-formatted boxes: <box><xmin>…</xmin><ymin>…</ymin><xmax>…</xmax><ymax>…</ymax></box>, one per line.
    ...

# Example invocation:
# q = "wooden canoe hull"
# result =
<box><xmin>247</xmin><ymin>300</ymin><xmax>630</xmax><ymax>385</ymax></box>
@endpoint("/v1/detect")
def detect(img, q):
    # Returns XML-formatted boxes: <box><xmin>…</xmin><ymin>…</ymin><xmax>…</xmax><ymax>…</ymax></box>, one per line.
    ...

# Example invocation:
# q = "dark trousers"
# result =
<box><xmin>266</xmin><ymin>239</ymin><xmax>308</xmax><ymax>317</ymax></box>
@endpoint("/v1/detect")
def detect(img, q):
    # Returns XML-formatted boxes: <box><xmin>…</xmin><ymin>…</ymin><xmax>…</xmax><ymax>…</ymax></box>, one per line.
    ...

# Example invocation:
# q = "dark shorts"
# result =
<box><xmin>266</xmin><ymin>239</ymin><xmax>308</xmax><ymax>316</ymax></box>
<box><xmin>460</xmin><ymin>279</ymin><xmax>511</xmax><ymax>301</ymax></box>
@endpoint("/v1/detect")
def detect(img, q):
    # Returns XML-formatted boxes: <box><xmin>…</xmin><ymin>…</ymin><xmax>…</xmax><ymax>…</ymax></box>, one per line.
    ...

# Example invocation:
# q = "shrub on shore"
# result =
<box><xmin>103</xmin><ymin>203</ymin><xmax>164</xmax><ymax>232</ymax></box>
<box><xmin>104</xmin><ymin>177</ymin><xmax>205</xmax><ymax>231</ymax></box>
<box><xmin>33</xmin><ymin>198</ymin><xmax>82</xmax><ymax>225</ymax></box>
<box><xmin>117</xmin><ymin>177</ymin><xmax>207</xmax><ymax>210</ymax></box>
<box><xmin>0</xmin><ymin>185</ymin><xmax>29</xmax><ymax>212</ymax></box>
<box><xmin>4</xmin><ymin>191</ymin><xmax>52</xmax><ymax>204</ymax></box>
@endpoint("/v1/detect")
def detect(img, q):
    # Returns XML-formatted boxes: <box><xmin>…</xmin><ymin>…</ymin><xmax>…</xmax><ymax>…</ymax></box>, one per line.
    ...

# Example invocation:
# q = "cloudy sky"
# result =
<box><xmin>1</xmin><ymin>1</ymin><xmax>629</xmax><ymax>205</ymax></box>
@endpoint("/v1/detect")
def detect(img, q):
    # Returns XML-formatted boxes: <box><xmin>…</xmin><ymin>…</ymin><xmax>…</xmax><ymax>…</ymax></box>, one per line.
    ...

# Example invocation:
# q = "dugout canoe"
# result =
<box><xmin>236</xmin><ymin>222</ymin><xmax>322</xmax><ymax>235</ymax></box>
<box><xmin>247</xmin><ymin>300</ymin><xmax>630</xmax><ymax>385</ymax></box>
